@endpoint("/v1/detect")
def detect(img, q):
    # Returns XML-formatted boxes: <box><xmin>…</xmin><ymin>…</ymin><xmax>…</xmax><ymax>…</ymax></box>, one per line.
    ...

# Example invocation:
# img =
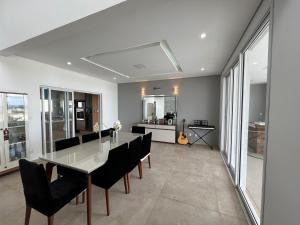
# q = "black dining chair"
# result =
<box><xmin>55</xmin><ymin>137</ymin><xmax>82</xmax><ymax>178</ymax></box>
<box><xmin>131</xmin><ymin>126</ymin><xmax>145</xmax><ymax>134</ymax></box>
<box><xmin>126</xmin><ymin>137</ymin><xmax>143</xmax><ymax>193</ymax></box>
<box><xmin>55</xmin><ymin>137</ymin><xmax>80</xmax><ymax>151</ymax></box>
<box><xmin>100</xmin><ymin>128</ymin><xmax>115</xmax><ymax>138</ymax></box>
<box><xmin>91</xmin><ymin>143</ymin><xmax>128</xmax><ymax>216</ymax></box>
<box><xmin>19</xmin><ymin>159</ymin><xmax>86</xmax><ymax>225</ymax></box>
<box><xmin>82</xmin><ymin>132</ymin><xmax>99</xmax><ymax>143</ymax></box>
<box><xmin>54</xmin><ymin>137</ymin><xmax>86</xmax><ymax>204</ymax></box>
<box><xmin>139</xmin><ymin>132</ymin><xmax>152</xmax><ymax>179</ymax></box>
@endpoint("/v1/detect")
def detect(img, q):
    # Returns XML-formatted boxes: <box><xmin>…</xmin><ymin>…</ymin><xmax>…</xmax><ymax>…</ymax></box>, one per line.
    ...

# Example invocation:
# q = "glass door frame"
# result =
<box><xmin>40</xmin><ymin>86</ymin><xmax>102</xmax><ymax>154</ymax></box>
<box><xmin>219</xmin><ymin>14</ymin><xmax>271</xmax><ymax>225</ymax></box>
<box><xmin>41</xmin><ymin>86</ymin><xmax>75</xmax><ymax>154</ymax></box>
<box><xmin>220</xmin><ymin>72</ymin><xmax>231</xmax><ymax>164</ymax></box>
<box><xmin>237</xmin><ymin>19</ymin><xmax>271</xmax><ymax>225</ymax></box>
<box><xmin>228</xmin><ymin>61</ymin><xmax>242</xmax><ymax>181</ymax></box>
<box><xmin>0</xmin><ymin>91</ymin><xmax>29</xmax><ymax>172</ymax></box>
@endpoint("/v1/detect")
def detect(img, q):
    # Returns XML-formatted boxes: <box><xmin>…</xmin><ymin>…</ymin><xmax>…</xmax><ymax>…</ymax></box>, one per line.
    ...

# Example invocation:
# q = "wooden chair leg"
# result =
<box><xmin>25</xmin><ymin>205</ymin><xmax>31</xmax><ymax>225</ymax></box>
<box><xmin>123</xmin><ymin>175</ymin><xmax>128</xmax><ymax>194</ymax></box>
<box><xmin>82</xmin><ymin>191</ymin><xmax>86</xmax><ymax>204</ymax></box>
<box><xmin>126</xmin><ymin>173</ymin><xmax>131</xmax><ymax>193</ymax></box>
<box><xmin>148</xmin><ymin>155</ymin><xmax>151</xmax><ymax>168</ymax></box>
<box><xmin>138</xmin><ymin>162</ymin><xmax>143</xmax><ymax>179</ymax></box>
<box><xmin>48</xmin><ymin>216</ymin><xmax>54</xmax><ymax>225</ymax></box>
<box><xmin>105</xmin><ymin>189</ymin><xmax>110</xmax><ymax>216</ymax></box>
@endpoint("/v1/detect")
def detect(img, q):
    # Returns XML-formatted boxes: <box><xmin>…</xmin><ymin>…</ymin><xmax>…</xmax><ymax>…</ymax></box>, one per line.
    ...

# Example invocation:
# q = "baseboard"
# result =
<box><xmin>0</xmin><ymin>166</ymin><xmax>19</xmax><ymax>177</ymax></box>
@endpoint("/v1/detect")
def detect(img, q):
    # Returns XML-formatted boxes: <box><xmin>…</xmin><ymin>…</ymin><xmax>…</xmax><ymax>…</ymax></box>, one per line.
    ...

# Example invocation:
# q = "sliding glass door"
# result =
<box><xmin>220</xmin><ymin>21</ymin><xmax>270</xmax><ymax>224</ymax></box>
<box><xmin>40</xmin><ymin>87</ymin><xmax>101</xmax><ymax>154</ymax></box>
<box><xmin>229</xmin><ymin>63</ymin><xmax>241</xmax><ymax>177</ymax></box>
<box><xmin>239</xmin><ymin>25</ymin><xmax>269</xmax><ymax>222</ymax></box>
<box><xmin>221</xmin><ymin>62</ymin><xmax>241</xmax><ymax>180</ymax></box>
<box><xmin>223</xmin><ymin>74</ymin><xmax>232</xmax><ymax>162</ymax></box>
<box><xmin>0</xmin><ymin>93</ymin><xmax>28</xmax><ymax>172</ymax></box>
<box><xmin>40</xmin><ymin>87</ymin><xmax>74</xmax><ymax>153</ymax></box>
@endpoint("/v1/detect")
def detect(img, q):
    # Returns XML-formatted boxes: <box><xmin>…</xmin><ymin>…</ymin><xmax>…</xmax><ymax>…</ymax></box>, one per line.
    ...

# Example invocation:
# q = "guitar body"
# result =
<box><xmin>178</xmin><ymin>131</ymin><xmax>188</xmax><ymax>145</ymax></box>
<box><xmin>178</xmin><ymin>119</ymin><xmax>188</xmax><ymax>145</ymax></box>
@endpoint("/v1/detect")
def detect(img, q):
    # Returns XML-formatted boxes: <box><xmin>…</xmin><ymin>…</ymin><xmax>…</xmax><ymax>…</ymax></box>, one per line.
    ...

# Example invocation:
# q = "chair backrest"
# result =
<box><xmin>142</xmin><ymin>132</ymin><xmax>152</xmax><ymax>157</ymax></box>
<box><xmin>55</xmin><ymin>137</ymin><xmax>80</xmax><ymax>151</ymax></box>
<box><xmin>82</xmin><ymin>132</ymin><xmax>99</xmax><ymax>143</ymax></box>
<box><xmin>101</xmin><ymin>128</ymin><xmax>114</xmax><ymax>138</ymax></box>
<box><xmin>128</xmin><ymin>137</ymin><xmax>142</xmax><ymax>172</ymax></box>
<box><xmin>132</xmin><ymin>126</ymin><xmax>145</xmax><ymax>134</ymax></box>
<box><xmin>19</xmin><ymin>159</ymin><xmax>52</xmax><ymax>207</ymax></box>
<box><xmin>101</xmin><ymin>143</ymin><xmax>128</xmax><ymax>186</ymax></box>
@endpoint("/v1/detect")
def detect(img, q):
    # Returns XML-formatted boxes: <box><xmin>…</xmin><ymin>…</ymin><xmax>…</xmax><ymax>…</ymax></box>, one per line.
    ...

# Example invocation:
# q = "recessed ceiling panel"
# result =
<box><xmin>83</xmin><ymin>41</ymin><xmax>182</xmax><ymax>78</ymax></box>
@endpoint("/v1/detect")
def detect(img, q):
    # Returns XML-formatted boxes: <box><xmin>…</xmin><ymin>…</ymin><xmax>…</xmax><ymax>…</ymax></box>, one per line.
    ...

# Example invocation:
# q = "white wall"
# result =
<box><xmin>0</xmin><ymin>56</ymin><xmax>118</xmax><ymax>160</ymax></box>
<box><xmin>0</xmin><ymin>0</ymin><xmax>125</xmax><ymax>50</ymax></box>
<box><xmin>263</xmin><ymin>1</ymin><xmax>300</xmax><ymax>225</ymax></box>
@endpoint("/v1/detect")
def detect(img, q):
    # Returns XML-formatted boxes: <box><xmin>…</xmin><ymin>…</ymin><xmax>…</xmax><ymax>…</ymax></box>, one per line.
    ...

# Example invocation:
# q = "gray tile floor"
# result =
<box><xmin>0</xmin><ymin>142</ymin><xmax>248</xmax><ymax>225</ymax></box>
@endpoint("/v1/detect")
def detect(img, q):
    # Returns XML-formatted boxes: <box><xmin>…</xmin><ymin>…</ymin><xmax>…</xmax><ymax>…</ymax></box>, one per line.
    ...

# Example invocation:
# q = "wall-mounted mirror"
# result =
<box><xmin>142</xmin><ymin>95</ymin><xmax>177</xmax><ymax>124</ymax></box>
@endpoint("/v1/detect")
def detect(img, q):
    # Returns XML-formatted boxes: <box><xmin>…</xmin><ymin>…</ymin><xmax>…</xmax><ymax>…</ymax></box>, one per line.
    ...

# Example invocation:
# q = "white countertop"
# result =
<box><xmin>40</xmin><ymin>132</ymin><xmax>142</xmax><ymax>174</ymax></box>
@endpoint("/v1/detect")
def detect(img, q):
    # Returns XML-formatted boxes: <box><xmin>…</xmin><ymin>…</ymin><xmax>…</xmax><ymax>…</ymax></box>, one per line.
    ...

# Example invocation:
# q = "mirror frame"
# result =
<box><xmin>141</xmin><ymin>95</ymin><xmax>177</xmax><ymax>122</ymax></box>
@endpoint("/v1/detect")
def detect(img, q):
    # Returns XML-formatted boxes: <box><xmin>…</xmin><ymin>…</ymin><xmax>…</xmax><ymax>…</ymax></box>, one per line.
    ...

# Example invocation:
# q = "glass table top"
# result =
<box><xmin>40</xmin><ymin>132</ymin><xmax>143</xmax><ymax>174</ymax></box>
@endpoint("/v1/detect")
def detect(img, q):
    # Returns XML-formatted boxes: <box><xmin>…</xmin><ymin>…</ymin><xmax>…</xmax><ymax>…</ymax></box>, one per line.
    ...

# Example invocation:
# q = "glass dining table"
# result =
<box><xmin>39</xmin><ymin>131</ymin><xmax>143</xmax><ymax>225</ymax></box>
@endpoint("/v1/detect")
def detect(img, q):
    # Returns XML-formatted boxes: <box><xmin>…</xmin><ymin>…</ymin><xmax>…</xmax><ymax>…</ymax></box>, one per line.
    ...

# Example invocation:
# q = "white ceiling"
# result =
<box><xmin>0</xmin><ymin>0</ymin><xmax>261</xmax><ymax>83</ymax></box>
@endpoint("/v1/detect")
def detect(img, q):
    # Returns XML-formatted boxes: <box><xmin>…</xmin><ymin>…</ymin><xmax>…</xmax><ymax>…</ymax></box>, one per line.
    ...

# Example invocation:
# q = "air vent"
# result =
<box><xmin>133</xmin><ymin>64</ymin><xmax>146</xmax><ymax>69</ymax></box>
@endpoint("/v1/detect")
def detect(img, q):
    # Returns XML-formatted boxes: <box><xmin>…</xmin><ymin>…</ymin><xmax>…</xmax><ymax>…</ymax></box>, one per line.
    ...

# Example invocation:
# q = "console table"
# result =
<box><xmin>137</xmin><ymin>124</ymin><xmax>176</xmax><ymax>143</ymax></box>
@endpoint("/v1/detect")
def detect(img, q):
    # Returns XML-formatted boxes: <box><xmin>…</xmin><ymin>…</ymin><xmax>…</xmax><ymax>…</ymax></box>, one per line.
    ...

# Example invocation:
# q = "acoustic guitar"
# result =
<box><xmin>178</xmin><ymin>119</ymin><xmax>188</xmax><ymax>145</ymax></box>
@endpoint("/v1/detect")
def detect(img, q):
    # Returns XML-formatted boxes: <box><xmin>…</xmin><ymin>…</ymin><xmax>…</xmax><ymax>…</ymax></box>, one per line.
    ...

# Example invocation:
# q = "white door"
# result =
<box><xmin>0</xmin><ymin>93</ymin><xmax>29</xmax><ymax>172</ymax></box>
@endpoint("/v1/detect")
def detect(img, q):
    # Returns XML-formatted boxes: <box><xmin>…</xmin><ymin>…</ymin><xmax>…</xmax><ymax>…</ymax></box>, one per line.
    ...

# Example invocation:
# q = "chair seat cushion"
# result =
<box><xmin>48</xmin><ymin>177</ymin><xmax>86</xmax><ymax>215</ymax></box>
<box><xmin>128</xmin><ymin>158</ymin><xmax>140</xmax><ymax>172</ymax></box>
<box><xmin>92</xmin><ymin>167</ymin><xmax>126</xmax><ymax>190</ymax></box>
